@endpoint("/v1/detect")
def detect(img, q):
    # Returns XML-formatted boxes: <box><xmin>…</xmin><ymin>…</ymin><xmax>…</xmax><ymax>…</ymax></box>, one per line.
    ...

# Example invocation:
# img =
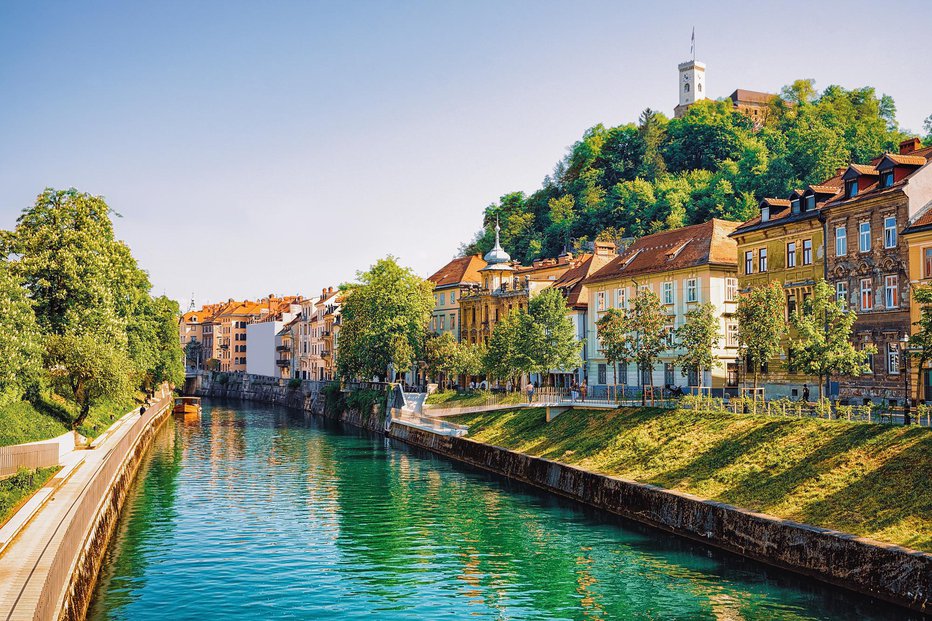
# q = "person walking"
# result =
<box><xmin>802</xmin><ymin>384</ymin><xmax>810</xmax><ymax>403</ymax></box>
<box><xmin>580</xmin><ymin>380</ymin><xmax>588</xmax><ymax>403</ymax></box>
<box><xmin>526</xmin><ymin>382</ymin><xmax>535</xmax><ymax>405</ymax></box>
<box><xmin>570</xmin><ymin>381</ymin><xmax>579</xmax><ymax>403</ymax></box>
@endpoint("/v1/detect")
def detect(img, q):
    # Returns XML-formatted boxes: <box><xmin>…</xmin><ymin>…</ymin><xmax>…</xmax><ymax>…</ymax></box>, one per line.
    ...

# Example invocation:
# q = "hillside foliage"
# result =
<box><xmin>462</xmin><ymin>81</ymin><xmax>915</xmax><ymax>262</ymax></box>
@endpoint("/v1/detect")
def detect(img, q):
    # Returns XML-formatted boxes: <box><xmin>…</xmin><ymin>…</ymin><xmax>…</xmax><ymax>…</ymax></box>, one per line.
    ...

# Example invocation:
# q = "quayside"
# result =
<box><xmin>89</xmin><ymin>400</ymin><xmax>923</xmax><ymax>620</ymax></box>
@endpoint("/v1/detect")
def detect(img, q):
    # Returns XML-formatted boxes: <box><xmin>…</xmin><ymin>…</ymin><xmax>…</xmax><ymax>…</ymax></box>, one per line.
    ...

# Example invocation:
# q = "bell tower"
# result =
<box><xmin>674</xmin><ymin>60</ymin><xmax>706</xmax><ymax>118</ymax></box>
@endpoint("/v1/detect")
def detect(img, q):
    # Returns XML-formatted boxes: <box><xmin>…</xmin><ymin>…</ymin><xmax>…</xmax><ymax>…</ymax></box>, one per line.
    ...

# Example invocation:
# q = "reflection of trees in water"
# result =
<box><xmin>88</xmin><ymin>423</ymin><xmax>182</xmax><ymax>617</ymax></box>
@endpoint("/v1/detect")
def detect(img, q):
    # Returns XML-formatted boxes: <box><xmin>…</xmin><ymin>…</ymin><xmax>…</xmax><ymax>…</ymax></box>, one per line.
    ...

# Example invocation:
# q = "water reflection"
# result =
<box><xmin>89</xmin><ymin>401</ymin><xmax>923</xmax><ymax>621</ymax></box>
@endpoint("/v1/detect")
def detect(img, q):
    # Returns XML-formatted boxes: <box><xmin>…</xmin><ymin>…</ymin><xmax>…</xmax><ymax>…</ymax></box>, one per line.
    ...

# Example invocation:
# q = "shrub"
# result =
<box><xmin>216</xmin><ymin>373</ymin><xmax>229</xmax><ymax>385</ymax></box>
<box><xmin>288</xmin><ymin>378</ymin><xmax>302</xmax><ymax>389</ymax></box>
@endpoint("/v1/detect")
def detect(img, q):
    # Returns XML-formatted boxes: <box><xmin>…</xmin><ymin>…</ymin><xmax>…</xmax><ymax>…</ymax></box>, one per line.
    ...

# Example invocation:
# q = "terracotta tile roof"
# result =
<box><xmin>428</xmin><ymin>255</ymin><xmax>486</xmax><ymax>288</ymax></box>
<box><xmin>551</xmin><ymin>253</ymin><xmax>616</xmax><ymax>309</ymax></box>
<box><xmin>903</xmin><ymin>202</ymin><xmax>932</xmax><ymax>234</ymax></box>
<box><xmin>809</xmin><ymin>183</ymin><xmax>843</xmax><ymax>194</ymax></box>
<box><xmin>847</xmin><ymin>163</ymin><xmax>878</xmax><ymax>176</ymax></box>
<box><xmin>729</xmin><ymin>89</ymin><xmax>778</xmax><ymax>105</ymax></box>
<box><xmin>761</xmin><ymin>198</ymin><xmax>791</xmax><ymax>207</ymax></box>
<box><xmin>825</xmin><ymin>145</ymin><xmax>932</xmax><ymax>209</ymax></box>
<box><xmin>584</xmin><ymin>219</ymin><xmax>740</xmax><ymax>284</ymax></box>
<box><xmin>880</xmin><ymin>153</ymin><xmax>927</xmax><ymax>167</ymax></box>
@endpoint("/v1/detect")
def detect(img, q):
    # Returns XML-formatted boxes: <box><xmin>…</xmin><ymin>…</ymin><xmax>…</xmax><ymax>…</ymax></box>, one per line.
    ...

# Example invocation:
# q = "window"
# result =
<box><xmin>925</xmin><ymin>247</ymin><xmax>932</xmax><ymax>278</ymax></box>
<box><xmin>888</xmin><ymin>343</ymin><xmax>899</xmax><ymax>375</ymax></box>
<box><xmin>684</xmin><ymin>82</ymin><xmax>690</xmax><ymax>92</ymax></box>
<box><xmin>597</xmin><ymin>364</ymin><xmax>606</xmax><ymax>385</ymax></box>
<box><xmin>449</xmin><ymin>313</ymin><xmax>456</xmax><ymax>329</ymax></box>
<box><xmin>697</xmin><ymin>83</ymin><xmax>702</xmax><ymax>93</ymax></box>
<box><xmin>745</xmin><ymin>251</ymin><xmax>754</xmax><ymax>274</ymax></box>
<box><xmin>860</xmin><ymin>278</ymin><xmax>873</xmax><ymax>311</ymax></box>
<box><xmin>864</xmin><ymin>347</ymin><xmax>874</xmax><ymax>374</ymax></box>
<box><xmin>727</xmin><ymin>323</ymin><xmax>739</xmax><ymax>347</ymax></box>
<box><xmin>884</xmin><ymin>216</ymin><xmax>897</xmax><ymax>248</ymax></box>
<box><xmin>761</xmin><ymin>206</ymin><xmax>770</xmax><ymax>222</ymax></box>
<box><xmin>787</xmin><ymin>294</ymin><xmax>797</xmax><ymax>316</ymax></box>
<box><xmin>802</xmin><ymin>239</ymin><xmax>812</xmax><ymax>265</ymax></box>
<box><xmin>725</xmin><ymin>278</ymin><xmax>738</xmax><ymax>302</ymax></box>
<box><xmin>845</xmin><ymin>179</ymin><xmax>858</xmax><ymax>199</ymax></box>
<box><xmin>450</xmin><ymin>291</ymin><xmax>455</xmax><ymax>303</ymax></box>
<box><xmin>618</xmin><ymin>364</ymin><xmax>628</xmax><ymax>385</ymax></box>
<box><xmin>791</xmin><ymin>198</ymin><xmax>800</xmax><ymax>214</ymax></box>
<box><xmin>758</xmin><ymin>248</ymin><xmax>768</xmax><ymax>273</ymax></box>
<box><xmin>836</xmin><ymin>281</ymin><xmax>848</xmax><ymax>305</ymax></box>
<box><xmin>664</xmin><ymin>325</ymin><xmax>675</xmax><ymax>348</ymax></box>
<box><xmin>881</xmin><ymin>169</ymin><xmax>894</xmax><ymax>188</ymax></box>
<box><xmin>805</xmin><ymin>195</ymin><xmax>816</xmax><ymax>211</ymax></box>
<box><xmin>615</xmin><ymin>288</ymin><xmax>626</xmax><ymax>309</ymax></box>
<box><xmin>596</xmin><ymin>291</ymin><xmax>606</xmax><ymax>311</ymax></box>
<box><xmin>687</xmin><ymin>369</ymin><xmax>700</xmax><ymax>387</ymax></box>
<box><xmin>726</xmin><ymin>363</ymin><xmax>738</xmax><ymax>387</ymax></box>
<box><xmin>439</xmin><ymin>293</ymin><xmax>446</xmax><ymax>306</ymax></box>
<box><xmin>835</xmin><ymin>226</ymin><xmax>847</xmax><ymax>256</ymax></box>
<box><xmin>885</xmin><ymin>275</ymin><xmax>898</xmax><ymax>308</ymax></box>
<box><xmin>786</xmin><ymin>242</ymin><xmax>796</xmax><ymax>268</ymax></box>
<box><xmin>686</xmin><ymin>278</ymin><xmax>698</xmax><ymax>302</ymax></box>
<box><xmin>662</xmin><ymin>281</ymin><xmax>674</xmax><ymax>305</ymax></box>
<box><xmin>859</xmin><ymin>222</ymin><xmax>871</xmax><ymax>252</ymax></box>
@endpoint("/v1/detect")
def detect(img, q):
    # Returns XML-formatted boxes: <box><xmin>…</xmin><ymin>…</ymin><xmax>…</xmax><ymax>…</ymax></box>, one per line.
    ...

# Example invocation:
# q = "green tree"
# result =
<box><xmin>595</xmin><ymin>307</ymin><xmax>632</xmax><ymax>398</ymax></box>
<box><xmin>482</xmin><ymin>312</ymin><xmax>526</xmax><ymax>389</ymax></box>
<box><xmin>736</xmin><ymin>282</ymin><xmax>787</xmax><ymax>394</ymax></box>
<box><xmin>907</xmin><ymin>285</ymin><xmax>932</xmax><ymax>402</ymax></box>
<box><xmin>0</xmin><ymin>261</ymin><xmax>43</xmax><ymax>400</ymax></box>
<box><xmin>789</xmin><ymin>280</ymin><xmax>871</xmax><ymax>401</ymax></box>
<box><xmin>628</xmin><ymin>289</ymin><xmax>667</xmax><ymax>402</ymax></box>
<box><xmin>675</xmin><ymin>302</ymin><xmax>722</xmax><ymax>392</ymax></box>
<box><xmin>456</xmin><ymin>342</ymin><xmax>485</xmax><ymax>381</ymax></box>
<box><xmin>422</xmin><ymin>331</ymin><xmax>460</xmax><ymax>389</ymax></box>
<box><xmin>45</xmin><ymin>333</ymin><xmax>132</xmax><ymax>435</ymax></box>
<box><xmin>527</xmin><ymin>288</ymin><xmax>581</xmax><ymax>381</ymax></box>
<box><xmin>337</xmin><ymin>256</ymin><xmax>434</xmax><ymax>381</ymax></box>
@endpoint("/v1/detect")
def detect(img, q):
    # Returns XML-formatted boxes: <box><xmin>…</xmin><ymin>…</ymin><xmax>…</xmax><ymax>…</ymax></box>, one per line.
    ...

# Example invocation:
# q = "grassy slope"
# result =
<box><xmin>425</xmin><ymin>391</ymin><xmax>526</xmax><ymax>407</ymax></box>
<box><xmin>0</xmin><ymin>393</ymin><xmax>140</xmax><ymax>447</ymax></box>
<box><xmin>451</xmin><ymin>406</ymin><xmax>932</xmax><ymax>553</ymax></box>
<box><xmin>0</xmin><ymin>466</ymin><xmax>60</xmax><ymax>525</ymax></box>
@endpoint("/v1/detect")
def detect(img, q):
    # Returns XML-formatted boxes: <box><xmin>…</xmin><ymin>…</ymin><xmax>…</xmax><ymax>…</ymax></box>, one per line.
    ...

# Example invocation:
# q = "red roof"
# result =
<box><xmin>584</xmin><ymin>219</ymin><xmax>739</xmax><ymax>284</ymax></box>
<box><xmin>551</xmin><ymin>253</ymin><xmax>616</xmax><ymax>309</ymax></box>
<box><xmin>428</xmin><ymin>255</ymin><xmax>486</xmax><ymax>288</ymax></box>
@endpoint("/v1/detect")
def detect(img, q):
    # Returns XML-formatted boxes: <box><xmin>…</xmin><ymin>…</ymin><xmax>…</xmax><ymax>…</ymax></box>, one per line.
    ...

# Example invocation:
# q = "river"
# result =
<box><xmin>88</xmin><ymin>400</ymin><xmax>916</xmax><ymax>620</ymax></box>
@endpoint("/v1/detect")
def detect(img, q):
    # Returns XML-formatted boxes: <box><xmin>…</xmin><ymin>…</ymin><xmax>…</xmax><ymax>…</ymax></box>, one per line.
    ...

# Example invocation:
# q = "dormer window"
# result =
<box><xmin>805</xmin><ymin>195</ymin><xmax>816</xmax><ymax>211</ymax></box>
<box><xmin>791</xmin><ymin>198</ymin><xmax>800</xmax><ymax>214</ymax></box>
<box><xmin>845</xmin><ymin>179</ymin><xmax>858</xmax><ymax>199</ymax></box>
<box><xmin>880</xmin><ymin>170</ymin><xmax>894</xmax><ymax>188</ymax></box>
<box><xmin>761</xmin><ymin>206</ymin><xmax>770</xmax><ymax>222</ymax></box>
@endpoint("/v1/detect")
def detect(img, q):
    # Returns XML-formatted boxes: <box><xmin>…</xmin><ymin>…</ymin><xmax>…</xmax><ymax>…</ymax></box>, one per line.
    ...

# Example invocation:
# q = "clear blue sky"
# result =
<box><xmin>1</xmin><ymin>0</ymin><xmax>929</xmax><ymax>307</ymax></box>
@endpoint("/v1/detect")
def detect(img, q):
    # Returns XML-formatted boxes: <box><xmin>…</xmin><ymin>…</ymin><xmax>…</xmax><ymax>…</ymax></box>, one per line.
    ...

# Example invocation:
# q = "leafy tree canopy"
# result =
<box><xmin>461</xmin><ymin>83</ymin><xmax>912</xmax><ymax>261</ymax></box>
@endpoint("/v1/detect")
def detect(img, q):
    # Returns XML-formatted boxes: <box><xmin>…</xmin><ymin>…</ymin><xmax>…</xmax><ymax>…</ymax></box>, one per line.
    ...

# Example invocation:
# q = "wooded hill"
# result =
<box><xmin>461</xmin><ymin>80</ymin><xmax>932</xmax><ymax>263</ymax></box>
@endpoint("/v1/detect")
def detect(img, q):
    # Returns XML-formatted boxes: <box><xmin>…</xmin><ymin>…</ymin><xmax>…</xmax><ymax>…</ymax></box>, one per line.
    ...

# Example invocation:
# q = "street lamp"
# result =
<box><xmin>900</xmin><ymin>333</ymin><xmax>911</xmax><ymax>425</ymax></box>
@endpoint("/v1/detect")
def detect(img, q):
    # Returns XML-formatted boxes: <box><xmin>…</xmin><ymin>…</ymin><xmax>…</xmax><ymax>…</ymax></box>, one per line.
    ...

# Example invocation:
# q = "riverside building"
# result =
<box><xmin>583</xmin><ymin>219</ymin><xmax>741</xmax><ymax>395</ymax></box>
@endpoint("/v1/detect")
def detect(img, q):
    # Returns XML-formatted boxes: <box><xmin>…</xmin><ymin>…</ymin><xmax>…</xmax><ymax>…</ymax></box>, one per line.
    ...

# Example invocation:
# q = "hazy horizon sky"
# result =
<box><xmin>2</xmin><ymin>0</ymin><xmax>929</xmax><ymax>308</ymax></box>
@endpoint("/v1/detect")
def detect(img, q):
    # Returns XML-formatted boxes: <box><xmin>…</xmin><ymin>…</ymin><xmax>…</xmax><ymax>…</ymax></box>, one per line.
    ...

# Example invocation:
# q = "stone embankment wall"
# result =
<box><xmin>195</xmin><ymin>374</ymin><xmax>386</xmax><ymax>432</ymax></box>
<box><xmin>194</xmin><ymin>375</ymin><xmax>931</xmax><ymax>614</ymax></box>
<box><xmin>389</xmin><ymin>423</ymin><xmax>931</xmax><ymax>615</ymax></box>
<box><xmin>60</xmin><ymin>395</ymin><xmax>173</xmax><ymax>621</ymax></box>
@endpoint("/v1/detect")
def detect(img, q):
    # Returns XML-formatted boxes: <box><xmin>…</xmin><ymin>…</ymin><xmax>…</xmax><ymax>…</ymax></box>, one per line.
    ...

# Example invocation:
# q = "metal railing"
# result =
<box><xmin>0</xmin><ymin>442</ymin><xmax>59</xmax><ymax>478</ymax></box>
<box><xmin>31</xmin><ymin>387</ymin><xmax>173</xmax><ymax>621</ymax></box>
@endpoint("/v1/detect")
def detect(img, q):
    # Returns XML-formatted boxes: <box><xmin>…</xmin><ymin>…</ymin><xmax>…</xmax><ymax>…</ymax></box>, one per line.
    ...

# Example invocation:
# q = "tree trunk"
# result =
<box><xmin>613</xmin><ymin>362</ymin><xmax>618</xmax><ymax>404</ymax></box>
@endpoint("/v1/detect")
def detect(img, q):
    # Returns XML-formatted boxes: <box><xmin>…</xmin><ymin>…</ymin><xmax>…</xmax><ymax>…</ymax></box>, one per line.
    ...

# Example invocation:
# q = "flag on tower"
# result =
<box><xmin>691</xmin><ymin>27</ymin><xmax>695</xmax><ymax>60</ymax></box>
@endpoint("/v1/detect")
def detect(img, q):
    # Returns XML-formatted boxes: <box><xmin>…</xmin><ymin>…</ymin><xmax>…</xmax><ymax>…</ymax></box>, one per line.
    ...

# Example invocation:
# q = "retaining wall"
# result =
<box><xmin>388</xmin><ymin>423</ymin><xmax>932</xmax><ymax>615</ymax></box>
<box><xmin>50</xmin><ymin>395</ymin><xmax>173</xmax><ymax>621</ymax></box>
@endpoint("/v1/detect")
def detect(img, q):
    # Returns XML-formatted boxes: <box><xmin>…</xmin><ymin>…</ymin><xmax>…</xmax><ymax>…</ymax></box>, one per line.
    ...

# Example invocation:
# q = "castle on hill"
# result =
<box><xmin>673</xmin><ymin>54</ymin><xmax>777</xmax><ymax>127</ymax></box>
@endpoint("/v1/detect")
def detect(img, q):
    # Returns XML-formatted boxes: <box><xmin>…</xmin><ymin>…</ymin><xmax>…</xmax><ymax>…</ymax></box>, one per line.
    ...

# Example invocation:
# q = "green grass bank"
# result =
<box><xmin>0</xmin><ymin>466</ymin><xmax>60</xmax><ymax>524</ymax></box>
<box><xmin>0</xmin><ymin>393</ymin><xmax>140</xmax><ymax>447</ymax></box>
<box><xmin>451</xmin><ymin>406</ymin><xmax>932</xmax><ymax>553</ymax></box>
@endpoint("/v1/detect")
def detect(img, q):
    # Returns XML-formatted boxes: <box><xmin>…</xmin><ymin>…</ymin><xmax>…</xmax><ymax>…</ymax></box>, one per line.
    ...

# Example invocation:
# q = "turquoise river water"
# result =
<box><xmin>88</xmin><ymin>400</ymin><xmax>919</xmax><ymax>620</ymax></box>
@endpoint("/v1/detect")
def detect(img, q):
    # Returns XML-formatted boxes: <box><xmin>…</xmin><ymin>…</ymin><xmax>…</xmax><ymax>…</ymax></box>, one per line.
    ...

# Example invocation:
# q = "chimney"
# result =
<box><xmin>900</xmin><ymin>138</ymin><xmax>922</xmax><ymax>155</ymax></box>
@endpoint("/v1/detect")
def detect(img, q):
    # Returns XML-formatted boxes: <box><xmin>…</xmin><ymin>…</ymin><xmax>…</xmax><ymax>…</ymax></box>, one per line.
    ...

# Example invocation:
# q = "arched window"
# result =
<box><xmin>684</xmin><ymin>83</ymin><xmax>690</xmax><ymax>93</ymax></box>
<box><xmin>697</xmin><ymin>83</ymin><xmax>702</xmax><ymax>93</ymax></box>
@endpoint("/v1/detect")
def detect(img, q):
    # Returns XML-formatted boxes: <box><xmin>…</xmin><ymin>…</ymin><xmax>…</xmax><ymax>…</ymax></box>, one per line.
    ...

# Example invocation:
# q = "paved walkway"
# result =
<box><xmin>0</xmin><ymin>388</ymin><xmax>171</xmax><ymax>621</ymax></box>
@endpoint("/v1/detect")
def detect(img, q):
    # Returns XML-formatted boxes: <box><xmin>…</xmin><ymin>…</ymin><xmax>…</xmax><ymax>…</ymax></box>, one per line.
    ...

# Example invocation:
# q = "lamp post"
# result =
<box><xmin>900</xmin><ymin>333</ymin><xmax>911</xmax><ymax>426</ymax></box>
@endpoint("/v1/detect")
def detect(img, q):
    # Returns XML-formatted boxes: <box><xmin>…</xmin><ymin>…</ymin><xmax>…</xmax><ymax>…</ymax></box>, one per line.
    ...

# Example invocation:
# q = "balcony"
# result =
<box><xmin>276</xmin><ymin>359</ymin><xmax>291</xmax><ymax>367</ymax></box>
<box><xmin>320</xmin><ymin>350</ymin><xmax>330</xmax><ymax>358</ymax></box>
<box><xmin>276</xmin><ymin>344</ymin><xmax>291</xmax><ymax>352</ymax></box>
<box><xmin>321</xmin><ymin>330</ymin><xmax>331</xmax><ymax>337</ymax></box>
<box><xmin>219</xmin><ymin>343</ymin><xmax>229</xmax><ymax>350</ymax></box>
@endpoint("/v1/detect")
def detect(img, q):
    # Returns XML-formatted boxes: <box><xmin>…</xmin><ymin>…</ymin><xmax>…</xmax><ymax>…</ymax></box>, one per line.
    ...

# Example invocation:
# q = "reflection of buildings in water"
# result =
<box><xmin>574</xmin><ymin>547</ymin><xmax>606</xmax><ymax>621</ymax></box>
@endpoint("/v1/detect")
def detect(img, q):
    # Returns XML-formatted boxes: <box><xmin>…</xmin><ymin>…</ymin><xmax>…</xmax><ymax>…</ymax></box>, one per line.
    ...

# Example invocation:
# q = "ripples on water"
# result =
<box><xmin>88</xmin><ymin>401</ymin><xmax>918</xmax><ymax>620</ymax></box>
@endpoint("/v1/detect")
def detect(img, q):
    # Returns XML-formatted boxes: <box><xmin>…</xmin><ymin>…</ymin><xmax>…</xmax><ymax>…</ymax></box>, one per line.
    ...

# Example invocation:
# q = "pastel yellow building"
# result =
<box><xmin>903</xmin><ymin>205</ymin><xmax>932</xmax><ymax>401</ymax></box>
<box><xmin>583</xmin><ymin>219</ymin><xmax>740</xmax><ymax>394</ymax></box>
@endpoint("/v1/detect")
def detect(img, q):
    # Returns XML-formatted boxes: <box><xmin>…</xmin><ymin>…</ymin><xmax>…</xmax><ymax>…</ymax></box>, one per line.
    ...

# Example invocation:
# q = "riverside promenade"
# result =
<box><xmin>0</xmin><ymin>387</ymin><xmax>172</xmax><ymax>621</ymax></box>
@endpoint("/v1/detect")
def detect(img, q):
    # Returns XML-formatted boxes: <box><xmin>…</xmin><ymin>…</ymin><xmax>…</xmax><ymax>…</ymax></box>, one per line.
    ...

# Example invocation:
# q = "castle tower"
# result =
<box><xmin>674</xmin><ymin>60</ymin><xmax>706</xmax><ymax>118</ymax></box>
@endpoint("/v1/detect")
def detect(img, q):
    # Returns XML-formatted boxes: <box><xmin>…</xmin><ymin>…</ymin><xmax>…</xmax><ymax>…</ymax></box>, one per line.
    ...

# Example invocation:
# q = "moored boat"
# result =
<box><xmin>172</xmin><ymin>396</ymin><xmax>201</xmax><ymax>420</ymax></box>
